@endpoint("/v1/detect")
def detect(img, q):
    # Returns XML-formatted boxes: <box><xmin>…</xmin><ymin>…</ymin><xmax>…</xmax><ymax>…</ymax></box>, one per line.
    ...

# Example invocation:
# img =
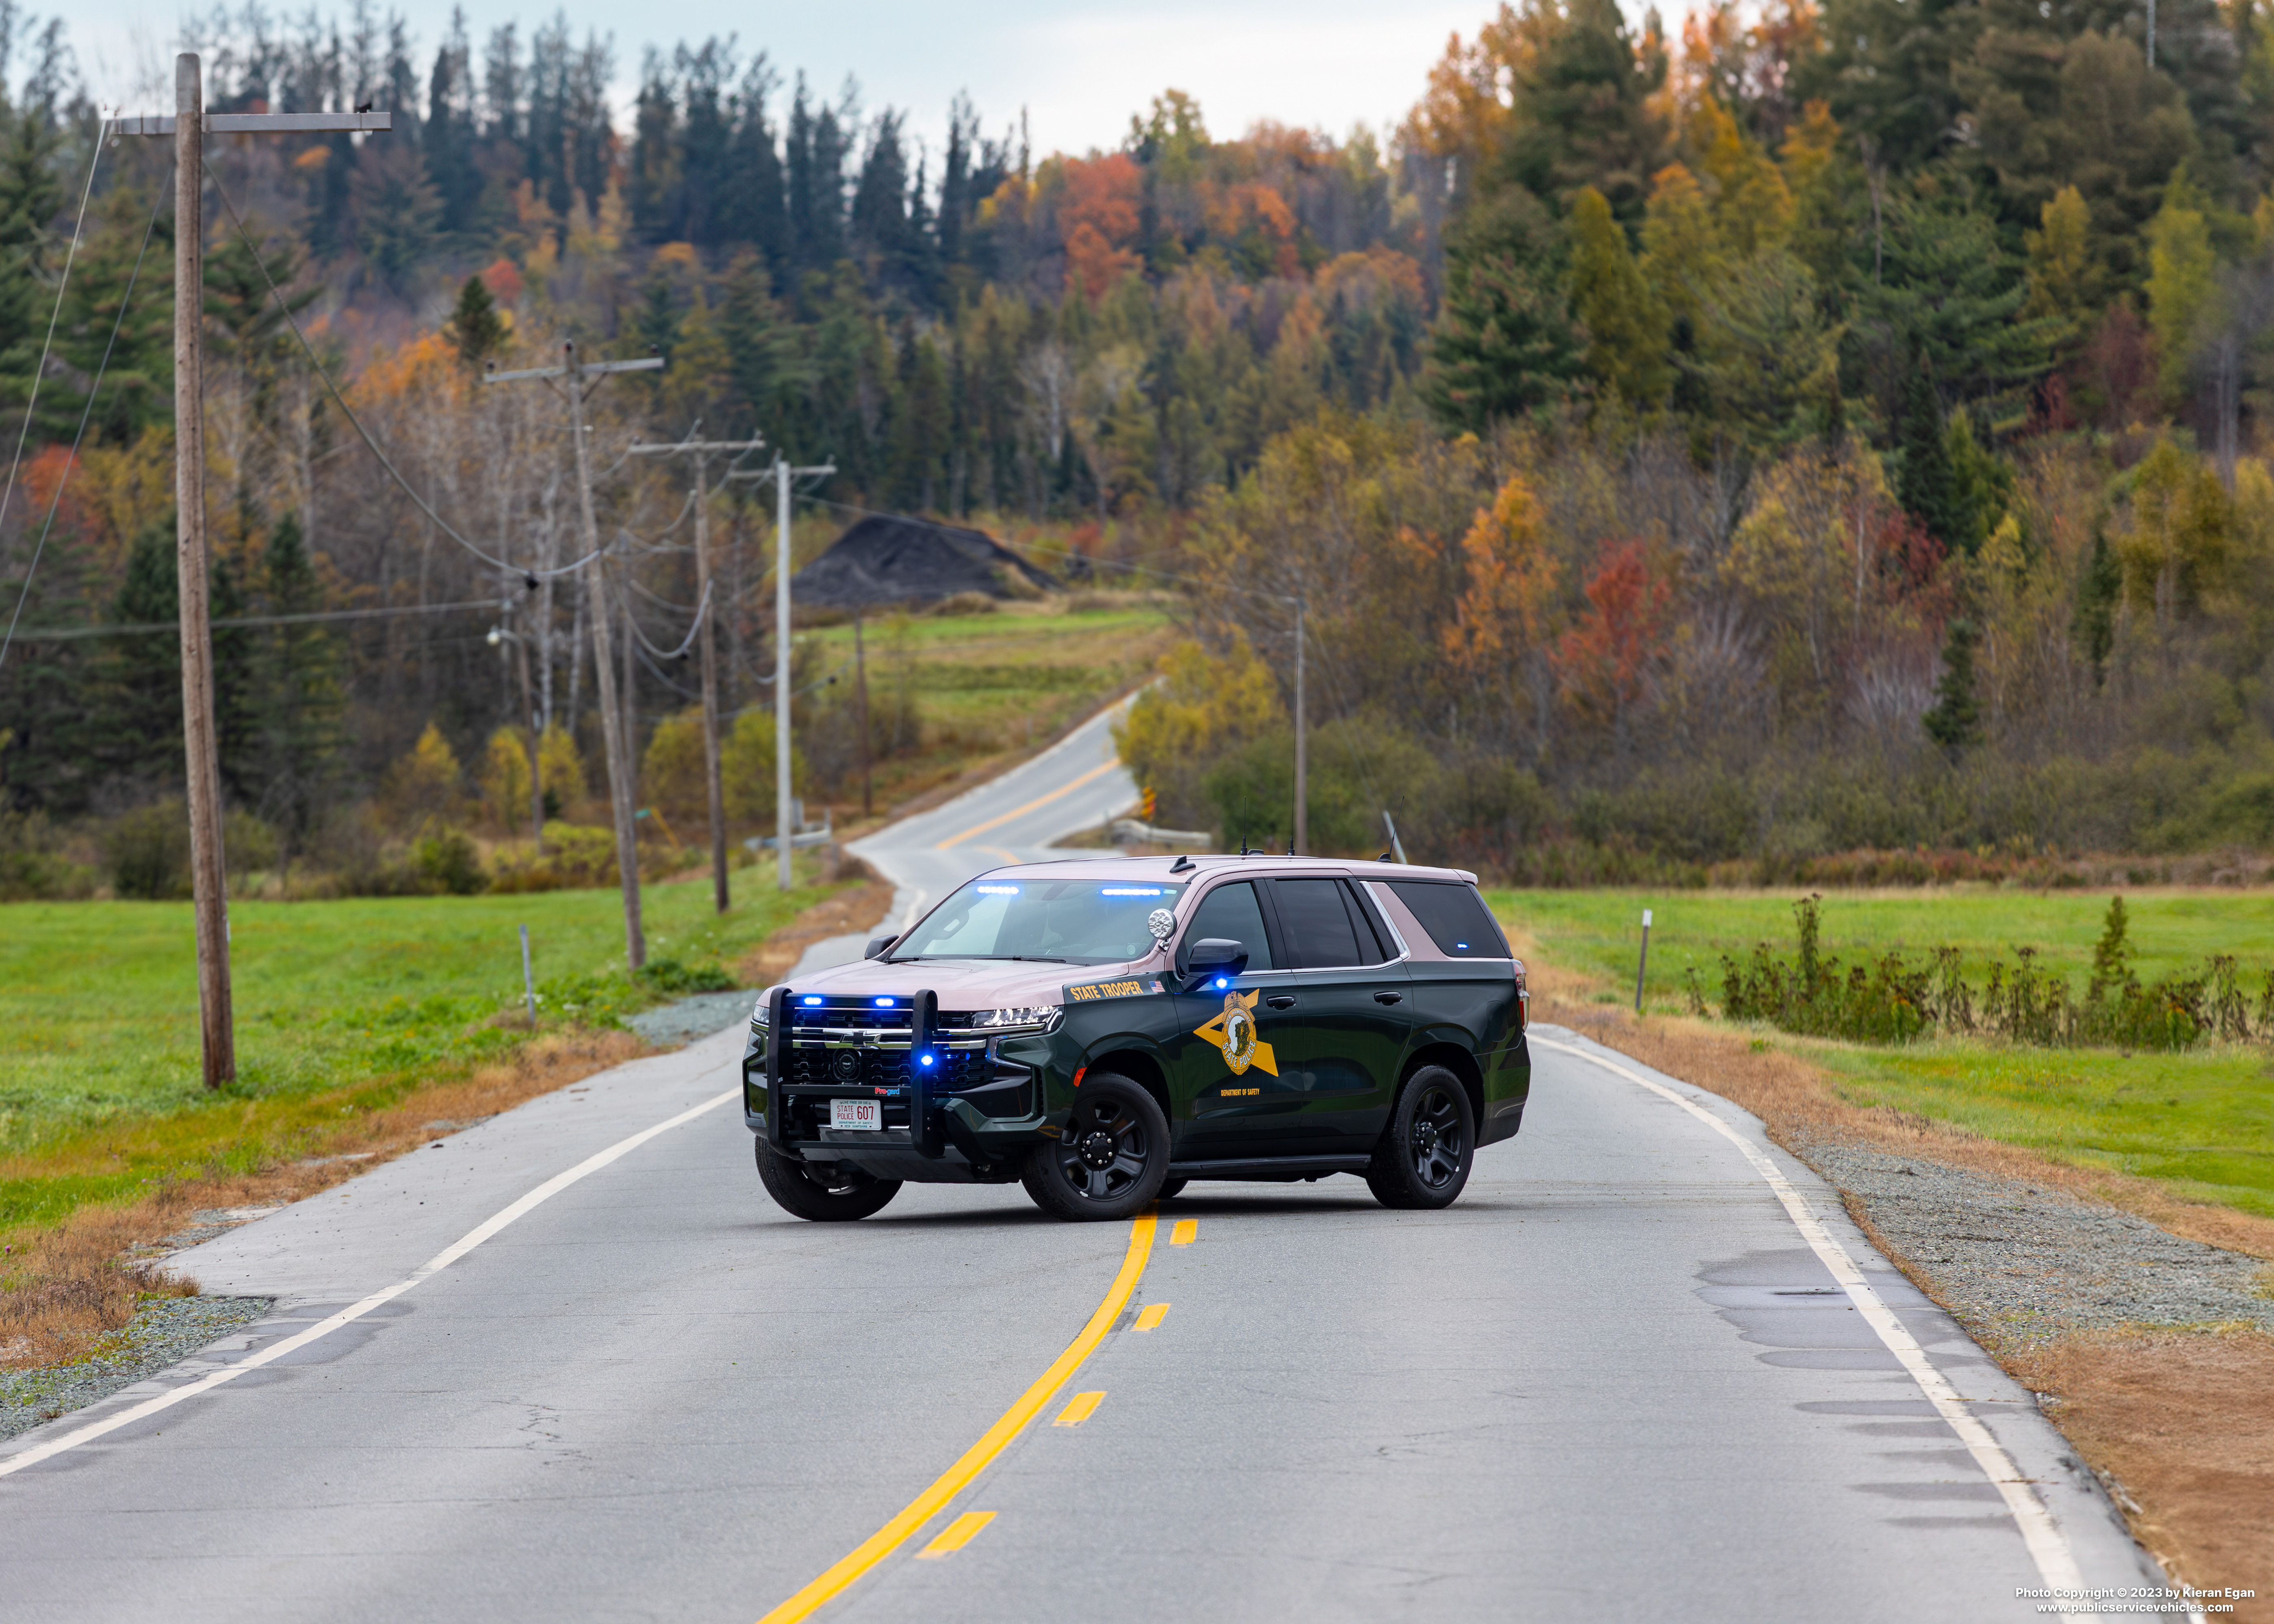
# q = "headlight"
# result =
<box><xmin>970</xmin><ymin>1006</ymin><xmax>1060</xmax><ymax>1032</ymax></box>
<box><xmin>751</xmin><ymin>997</ymin><xmax>771</xmax><ymax>1031</ymax></box>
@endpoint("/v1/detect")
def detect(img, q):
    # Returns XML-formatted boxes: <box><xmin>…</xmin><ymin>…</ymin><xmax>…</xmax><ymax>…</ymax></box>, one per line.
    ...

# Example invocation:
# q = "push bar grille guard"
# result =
<box><xmin>753</xmin><ymin>991</ymin><xmax>1036</xmax><ymax>1158</ymax></box>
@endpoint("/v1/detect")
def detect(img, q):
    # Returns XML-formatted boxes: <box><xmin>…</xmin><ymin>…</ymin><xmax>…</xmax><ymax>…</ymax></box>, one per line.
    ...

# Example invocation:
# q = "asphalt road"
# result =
<box><xmin>0</xmin><ymin>706</ymin><xmax>2172</xmax><ymax>1622</ymax></box>
<box><xmin>848</xmin><ymin>695</ymin><xmax>1140</xmax><ymax>941</ymax></box>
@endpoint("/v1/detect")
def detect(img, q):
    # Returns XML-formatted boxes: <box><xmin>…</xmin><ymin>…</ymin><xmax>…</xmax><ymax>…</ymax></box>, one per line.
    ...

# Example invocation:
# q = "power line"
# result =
<box><xmin>0</xmin><ymin>119</ymin><xmax>115</xmax><ymax>672</ymax></box>
<box><xmin>9</xmin><ymin>596</ymin><xmax>511</xmax><ymax>641</ymax></box>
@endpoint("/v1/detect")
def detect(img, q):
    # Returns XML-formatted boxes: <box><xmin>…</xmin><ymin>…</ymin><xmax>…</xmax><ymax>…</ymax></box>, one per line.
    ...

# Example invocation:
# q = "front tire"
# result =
<box><xmin>756</xmin><ymin>1136</ymin><xmax>902</xmax><ymax>1221</ymax></box>
<box><xmin>1022</xmin><ymin>1074</ymin><xmax>1170</xmax><ymax>1221</ymax></box>
<box><xmin>1365</xmin><ymin>1067</ymin><xmax>1476</xmax><ymax>1210</ymax></box>
<box><xmin>1155</xmin><ymin>1178</ymin><xmax>1189</xmax><ymax>1201</ymax></box>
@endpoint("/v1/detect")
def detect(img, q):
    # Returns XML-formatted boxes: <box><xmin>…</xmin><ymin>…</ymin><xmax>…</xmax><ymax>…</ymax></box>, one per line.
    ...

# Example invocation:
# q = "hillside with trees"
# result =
<box><xmin>4</xmin><ymin>0</ymin><xmax>2274</xmax><ymax>892</ymax></box>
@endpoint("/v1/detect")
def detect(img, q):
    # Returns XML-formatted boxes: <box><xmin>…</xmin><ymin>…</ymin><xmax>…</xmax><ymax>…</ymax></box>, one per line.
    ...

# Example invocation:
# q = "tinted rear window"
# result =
<box><xmin>1385</xmin><ymin>881</ymin><xmax>1509</xmax><ymax>957</ymax></box>
<box><xmin>1270</xmin><ymin>879</ymin><xmax>1364</xmax><ymax>969</ymax></box>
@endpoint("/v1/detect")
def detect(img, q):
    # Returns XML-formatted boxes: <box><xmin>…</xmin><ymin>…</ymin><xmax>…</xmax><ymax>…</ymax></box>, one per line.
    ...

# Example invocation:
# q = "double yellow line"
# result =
<box><xmin>756</xmin><ymin>1208</ymin><xmax>1160</xmax><ymax>1623</ymax></box>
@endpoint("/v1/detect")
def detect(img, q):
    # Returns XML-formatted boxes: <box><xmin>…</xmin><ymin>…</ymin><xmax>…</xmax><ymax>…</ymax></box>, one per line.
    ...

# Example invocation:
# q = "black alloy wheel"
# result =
<box><xmin>1022</xmin><ymin>1074</ymin><xmax>1169</xmax><ymax>1221</ymax></box>
<box><xmin>755</xmin><ymin>1135</ymin><xmax>902</xmax><ymax>1221</ymax></box>
<box><xmin>1365</xmin><ymin>1065</ymin><xmax>1476</xmax><ymax>1211</ymax></box>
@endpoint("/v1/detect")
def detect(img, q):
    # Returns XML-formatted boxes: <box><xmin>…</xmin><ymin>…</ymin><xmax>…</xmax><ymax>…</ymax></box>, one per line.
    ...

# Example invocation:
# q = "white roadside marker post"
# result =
<box><xmin>1635</xmin><ymin>907</ymin><xmax>1654</xmax><ymax>1014</ymax></box>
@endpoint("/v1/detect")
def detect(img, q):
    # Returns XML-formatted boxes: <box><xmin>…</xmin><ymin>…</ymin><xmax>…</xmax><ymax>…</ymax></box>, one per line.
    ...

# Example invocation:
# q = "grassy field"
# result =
<box><xmin>1487</xmin><ymin>887</ymin><xmax>2274</xmax><ymax>1221</ymax></box>
<box><xmin>800</xmin><ymin>595</ymin><xmax>1174</xmax><ymax>812</ymax></box>
<box><xmin>0</xmin><ymin>873</ymin><xmax>832</xmax><ymax>1234</ymax></box>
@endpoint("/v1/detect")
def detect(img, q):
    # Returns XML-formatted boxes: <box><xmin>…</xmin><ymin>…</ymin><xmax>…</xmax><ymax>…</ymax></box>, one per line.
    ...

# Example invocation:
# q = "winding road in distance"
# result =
<box><xmin>0</xmin><ymin>695</ymin><xmax>2168</xmax><ymax>1624</ymax></box>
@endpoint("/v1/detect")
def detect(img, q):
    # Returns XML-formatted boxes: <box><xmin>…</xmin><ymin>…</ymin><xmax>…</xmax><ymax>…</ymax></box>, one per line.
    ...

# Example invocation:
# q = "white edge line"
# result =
<box><xmin>1530</xmin><ymin>1034</ymin><xmax>2105</xmax><ymax>1622</ymax></box>
<box><xmin>0</xmin><ymin>1085</ymin><xmax>740</xmax><ymax>1482</ymax></box>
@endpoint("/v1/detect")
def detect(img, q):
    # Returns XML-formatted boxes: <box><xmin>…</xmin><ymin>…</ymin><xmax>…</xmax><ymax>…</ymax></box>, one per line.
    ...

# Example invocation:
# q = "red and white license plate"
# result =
<box><xmin>829</xmin><ymin>1098</ymin><xmax>882</xmax><ymax>1131</ymax></box>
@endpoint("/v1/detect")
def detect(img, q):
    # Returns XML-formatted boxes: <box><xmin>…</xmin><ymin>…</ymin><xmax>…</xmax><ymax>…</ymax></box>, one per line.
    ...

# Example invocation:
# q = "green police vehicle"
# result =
<box><xmin>742</xmin><ymin>855</ymin><xmax>1529</xmax><ymax>1221</ymax></box>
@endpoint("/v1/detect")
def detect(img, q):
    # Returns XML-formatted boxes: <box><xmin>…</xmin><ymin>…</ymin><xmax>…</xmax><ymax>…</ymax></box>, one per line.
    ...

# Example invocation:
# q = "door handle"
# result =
<box><xmin>1264</xmin><ymin>995</ymin><xmax>1298</xmax><ymax>1010</ymax></box>
<box><xmin>1373</xmin><ymin>991</ymin><xmax>1404</xmax><ymax>1005</ymax></box>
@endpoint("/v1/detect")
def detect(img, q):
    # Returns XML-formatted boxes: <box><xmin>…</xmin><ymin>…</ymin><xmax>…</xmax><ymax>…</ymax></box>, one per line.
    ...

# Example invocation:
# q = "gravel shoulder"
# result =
<box><xmin>1798</xmin><ymin>1137</ymin><xmax>2274</xmax><ymax>1344</ymax></box>
<box><xmin>0</xmin><ymin>1295</ymin><xmax>272</xmax><ymax>1442</ymax></box>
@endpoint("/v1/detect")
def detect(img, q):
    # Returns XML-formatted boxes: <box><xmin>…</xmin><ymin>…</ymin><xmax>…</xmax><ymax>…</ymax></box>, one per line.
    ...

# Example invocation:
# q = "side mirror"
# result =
<box><xmin>864</xmin><ymin>933</ymin><xmax>899</xmax><ymax>960</ymax></box>
<box><xmin>1182</xmin><ymin>936</ymin><xmax>1249</xmax><ymax>992</ymax></box>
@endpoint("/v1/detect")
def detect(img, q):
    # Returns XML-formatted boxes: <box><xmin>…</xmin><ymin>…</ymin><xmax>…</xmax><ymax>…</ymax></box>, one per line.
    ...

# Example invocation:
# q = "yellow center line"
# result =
<box><xmin>915</xmin><ymin>1512</ymin><xmax>996</xmax><ymax>1558</ymax></box>
<box><xmin>1053</xmin><ymin>1391</ymin><xmax>1106</xmax><ymax>1426</ymax></box>
<box><xmin>934</xmin><ymin>758</ymin><xmax>1121</xmax><ymax>849</ymax></box>
<box><xmin>1134</xmin><ymin>1303</ymin><xmax>1169</xmax><ymax>1332</ymax></box>
<box><xmin>1170</xmin><ymin>1218</ymin><xmax>1198</xmax><ymax>1246</ymax></box>
<box><xmin>755</xmin><ymin>1208</ymin><xmax>1159</xmax><ymax>1624</ymax></box>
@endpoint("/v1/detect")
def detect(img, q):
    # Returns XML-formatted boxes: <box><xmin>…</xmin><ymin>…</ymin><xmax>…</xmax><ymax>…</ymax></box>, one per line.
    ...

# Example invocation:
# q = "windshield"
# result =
<box><xmin>891</xmin><ymin>879</ymin><xmax>1185</xmax><ymax>966</ymax></box>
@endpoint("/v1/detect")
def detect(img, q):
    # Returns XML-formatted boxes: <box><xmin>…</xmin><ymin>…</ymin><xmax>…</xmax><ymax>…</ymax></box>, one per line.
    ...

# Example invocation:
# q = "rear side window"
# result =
<box><xmin>1269</xmin><ymin>878</ymin><xmax>1365</xmax><ymax>969</ymax></box>
<box><xmin>1386</xmin><ymin>881</ymin><xmax>1509</xmax><ymax>957</ymax></box>
<box><xmin>1184</xmin><ymin>881</ymin><xmax>1275</xmax><ymax>970</ymax></box>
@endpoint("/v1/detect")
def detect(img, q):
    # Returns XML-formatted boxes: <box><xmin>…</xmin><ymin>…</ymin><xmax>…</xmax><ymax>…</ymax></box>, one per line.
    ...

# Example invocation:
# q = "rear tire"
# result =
<box><xmin>1365</xmin><ymin>1067</ymin><xmax>1475</xmax><ymax>1211</ymax></box>
<box><xmin>756</xmin><ymin>1136</ymin><xmax>902</xmax><ymax>1221</ymax></box>
<box><xmin>1022</xmin><ymin>1074</ymin><xmax>1170</xmax><ymax>1221</ymax></box>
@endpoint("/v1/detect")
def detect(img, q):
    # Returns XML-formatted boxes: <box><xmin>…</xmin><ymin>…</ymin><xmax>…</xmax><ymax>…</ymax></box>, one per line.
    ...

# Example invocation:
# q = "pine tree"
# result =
<box><xmin>2071</xmin><ymin>527</ymin><xmax>2119</xmax><ymax>686</ymax></box>
<box><xmin>1922</xmin><ymin>616</ymin><xmax>1982</xmax><ymax>753</ymax></box>
<box><xmin>252</xmin><ymin>512</ymin><xmax>343</xmax><ymax>845</ymax></box>
<box><xmin>1500</xmin><ymin>0</ymin><xmax>1669</xmax><ymax>224</ymax></box>
<box><xmin>1567</xmin><ymin>186</ymin><xmax>1669</xmax><ymax>408</ymax></box>
<box><xmin>1895</xmin><ymin>357</ymin><xmax>1966</xmax><ymax>552</ymax></box>
<box><xmin>1422</xmin><ymin>192</ymin><xmax>1582</xmax><ymax>432</ymax></box>
<box><xmin>446</xmin><ymin>272</ymin><xmax>506</xmax><ymax>368</ymax></box>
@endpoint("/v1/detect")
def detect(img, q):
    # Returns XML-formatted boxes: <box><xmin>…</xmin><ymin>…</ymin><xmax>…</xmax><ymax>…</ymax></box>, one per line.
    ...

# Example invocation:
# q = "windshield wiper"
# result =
<box><xmin>897</xmin><ymin>953</ymin><xmax>1072</xmax><ymax>963</ymax></box>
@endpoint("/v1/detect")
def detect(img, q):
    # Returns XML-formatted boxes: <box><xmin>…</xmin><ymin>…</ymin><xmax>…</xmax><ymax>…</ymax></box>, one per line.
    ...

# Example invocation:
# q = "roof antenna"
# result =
<box><xmin>1236</xmin><ymin>839</ymin><xmax>1250</xmax><ymax>857</ymax></box>
<box><xmin>1169</xmin><ymin>853</ymin><xmax>1194</xmax><ymax>874</ymax></box>
<box><xmin>1286</xmin><ymin>838</ymin><xmax>1294</xmax><ymax>857</ymax></box>
<box><xmin>1378</xmin><ymin>851</ymin><xmax>1393</xmax><ymax>863</ymax></box>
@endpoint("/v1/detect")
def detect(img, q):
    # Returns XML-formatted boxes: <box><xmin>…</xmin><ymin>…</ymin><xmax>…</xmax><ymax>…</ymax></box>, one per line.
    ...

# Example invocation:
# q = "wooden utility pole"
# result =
<box><xmin>628</xmin><ymin>433</ymin><xmax>764</xmax><ymax>914</ymax></box>
<box><xmin>730</xmin><ymin>453</ymin><xmax>832</xmax><ymax>892</ymax></box>
<box><xmin>1292</xmin><ymin>595</ymin><xmax>1307</xmax><ymax>855</ymax></box>
<box><xmin>123</xmin><ymin>56</ymin><xmax>392</xmax><ymax>1089</ymax></box>
<box><xmin>486</xmin><ymin>342</ymin><xmax>663</xmax><ymax>969</ymax></box>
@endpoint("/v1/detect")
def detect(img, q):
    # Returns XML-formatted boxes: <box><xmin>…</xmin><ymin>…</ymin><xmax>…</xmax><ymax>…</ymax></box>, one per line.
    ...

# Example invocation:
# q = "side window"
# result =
<box><xmin>1385</xmin><ymin>880</ymin><xmax>1510</xmax><ymax>957</ymax></box>
<box><xmin>1270</xmin><ymin>879</ymin><xmax>1364</xmax><ymax>969</ymax></box>
<box><xmin>1340</xmin><ymin>880</ymin><xmax>1394</xmax><ymax>964</ymax></box>
<box><xmin>1182</xmin><ymin>881</ymin><xmax>1275</xmax><ymax>971</ymax></box>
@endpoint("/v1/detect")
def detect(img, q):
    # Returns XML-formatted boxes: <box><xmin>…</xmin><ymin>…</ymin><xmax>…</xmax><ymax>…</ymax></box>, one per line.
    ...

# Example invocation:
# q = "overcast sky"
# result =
<box><xmin>82</xmin><ymin>0</ymin><xmax>1489</xmax><ymax>159</ymax></box>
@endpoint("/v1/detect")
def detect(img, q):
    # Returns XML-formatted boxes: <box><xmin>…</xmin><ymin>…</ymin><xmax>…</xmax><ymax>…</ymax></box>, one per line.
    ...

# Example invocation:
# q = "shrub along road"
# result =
<box><xmin>0</xmin><ymin>725</ymin><xmax>2181</xmax><ymax>1621</ymax></box>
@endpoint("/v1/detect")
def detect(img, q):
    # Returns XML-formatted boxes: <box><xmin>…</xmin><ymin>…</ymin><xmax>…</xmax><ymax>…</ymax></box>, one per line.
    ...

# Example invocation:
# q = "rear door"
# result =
<box><xmin>1257</xmin><ymin>876</ymin><xmax>1412</xmax><ymax>1151</ymax></box>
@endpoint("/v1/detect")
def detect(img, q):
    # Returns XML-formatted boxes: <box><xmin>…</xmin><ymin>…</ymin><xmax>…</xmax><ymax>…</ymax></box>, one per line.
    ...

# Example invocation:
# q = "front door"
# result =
<box><xmin>1165</xmin><ymin>878</ymin><xmax>1306</xmax><ymax>1158</ymax></box>
<box><xmin>1256</xmin><ymin>876</ymin><xmax>1411</xmax><ymax>1150</ymax></box>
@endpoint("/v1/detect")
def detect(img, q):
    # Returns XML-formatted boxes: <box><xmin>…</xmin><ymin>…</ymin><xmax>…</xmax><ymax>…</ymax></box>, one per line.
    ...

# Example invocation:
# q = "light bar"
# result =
<box><xmin>973</xmin><ymin>884</ymin><xmax>1020</xmax><ymax>895</ymax></box>
<box><xmin>1100</xmin><ymin>887</ymin><xmax>1164</xmax><ymax>896</ymax></box>
<box><xmin>801</xmin><ymin>996</ymin><xmax>824</xmax><ymax>1006</ymax></box>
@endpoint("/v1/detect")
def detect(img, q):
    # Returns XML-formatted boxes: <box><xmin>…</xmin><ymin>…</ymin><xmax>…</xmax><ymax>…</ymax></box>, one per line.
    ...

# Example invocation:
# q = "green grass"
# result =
<box><xmin>1487</xmin><ymin>886</ymin><xmax>2274</xmax><ymax>1222</ymax></box>
<box><xmin>802</xmin><ymin>600</ymin><xmax>1173</xmax><ymax>801</ymax></box>
<box><xmin>1489</xmin><ymin>887</ymin><xmax>2274</xmax><ymax>1001</ymax></box>
<box><xmin>0</xmin><ymin>874</ymin><xmax>832</xmax><ymax>1232</ymax></box>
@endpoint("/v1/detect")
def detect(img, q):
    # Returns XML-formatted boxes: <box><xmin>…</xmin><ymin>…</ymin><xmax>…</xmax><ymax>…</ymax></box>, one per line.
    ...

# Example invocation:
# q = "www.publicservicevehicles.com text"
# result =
<box><xmin>2023</xmin><ymin>1585</ymin><xmax>2252</xmax><ymax>1615</ymax></box>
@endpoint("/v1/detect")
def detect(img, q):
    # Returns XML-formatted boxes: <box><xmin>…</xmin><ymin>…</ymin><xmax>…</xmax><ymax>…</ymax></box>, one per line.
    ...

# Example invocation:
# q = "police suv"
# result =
<box><xmin>742</xmin><ymin>855</ymin><xmax>1529</xmax><ymax>1221</ymax></box>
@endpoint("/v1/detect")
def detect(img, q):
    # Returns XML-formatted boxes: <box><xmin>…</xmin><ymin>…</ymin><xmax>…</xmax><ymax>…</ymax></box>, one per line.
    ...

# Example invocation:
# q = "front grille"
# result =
<box><xmin>785</xmin><ymin>1045</ymin><xmax>990</xmax><ymax>1093</ymax></box>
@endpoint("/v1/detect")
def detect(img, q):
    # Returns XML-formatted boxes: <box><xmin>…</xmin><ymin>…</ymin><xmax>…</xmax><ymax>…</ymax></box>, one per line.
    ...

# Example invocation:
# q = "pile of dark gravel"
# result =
<box><xmin>1</xmin><ymin>1296</ymin><xmax>273</xmax><ymax>1443</ymax></box>
<box><xmin>1801</xmin><ymin>1139</ymin><xmax>2274</xmax><ymax>1342</ymax></box>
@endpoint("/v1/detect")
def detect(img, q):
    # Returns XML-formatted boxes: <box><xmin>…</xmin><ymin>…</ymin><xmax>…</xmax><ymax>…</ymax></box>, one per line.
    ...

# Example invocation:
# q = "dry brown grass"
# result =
<box><xmin>2010</xmin><ymin>1330</ymin><xmax>2274</xmax><ymax>1621</ymax></box>
<box><xmin>0</xmin><ymin>1029</ymin><xmax>644</xmax><ymax>1371</ymax></box>
<box><xmin>1517</xmin><ymin>926</ymin><xmax>2274</xmax><ymax>1604</ymax></box>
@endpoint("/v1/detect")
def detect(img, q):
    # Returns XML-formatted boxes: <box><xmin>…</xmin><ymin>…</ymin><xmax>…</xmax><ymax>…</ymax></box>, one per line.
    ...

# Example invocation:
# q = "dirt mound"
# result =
<box><xmin>791</xmin><ymin>515</ymin><xmax>1057</xmax><ymax>609</ymax></box>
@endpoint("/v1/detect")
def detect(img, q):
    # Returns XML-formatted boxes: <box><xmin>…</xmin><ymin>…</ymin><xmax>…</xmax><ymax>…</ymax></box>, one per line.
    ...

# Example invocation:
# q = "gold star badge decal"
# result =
<box><xmin>1194</xmin><ymin>988</ymin><xmax>1277</xmax><ymax>1077</ymax></box>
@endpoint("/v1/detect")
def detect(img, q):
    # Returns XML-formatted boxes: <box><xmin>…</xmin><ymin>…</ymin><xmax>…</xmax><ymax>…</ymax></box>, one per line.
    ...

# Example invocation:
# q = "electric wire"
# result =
<box><xmin>204</xmin><ymin>162</ymin><xmax>604</xmax><ymax>582</ymax></box>
<box><xmin>0</xmin><ymin>117</ymin><xmax>113</xmax><ymax>672</ymax></box>
<box><xmin>624</xmin><ymin>577</ymin><xmax>711</xmax><ymax>660</ymax></box>
<box><xmin>0</xmin><ymin>147</ymin><xmax>163</xmax><ymax>673</ymax></box>
<box><xmin>10</xmin><ymin>596</ymin><xmax>516</xmax><ymax>641</ymax></box>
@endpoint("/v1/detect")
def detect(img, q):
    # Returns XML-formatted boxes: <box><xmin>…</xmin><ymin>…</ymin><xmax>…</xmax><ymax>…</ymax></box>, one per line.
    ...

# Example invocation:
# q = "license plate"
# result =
<box><xmin>830</xmin><ymin>1098</ymin><xmax>882</xmax><ymax>1131</ymax></box>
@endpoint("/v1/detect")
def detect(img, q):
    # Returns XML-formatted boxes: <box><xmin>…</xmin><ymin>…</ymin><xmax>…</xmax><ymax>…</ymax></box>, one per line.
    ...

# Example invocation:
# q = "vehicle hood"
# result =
<box><xmin>777</xmin><ymin>954</ymin><xmax>1164</xmax><ymax>1007</ymax></box>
